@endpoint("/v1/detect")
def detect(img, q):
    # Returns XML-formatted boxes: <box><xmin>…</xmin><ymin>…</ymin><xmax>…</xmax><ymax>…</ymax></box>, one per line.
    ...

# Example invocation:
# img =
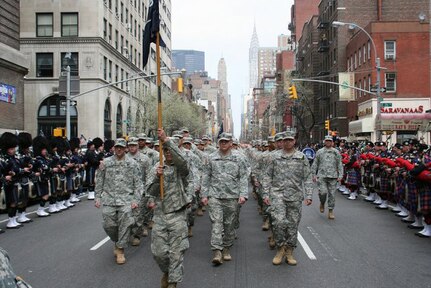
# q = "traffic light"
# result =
<box><xmin>325</xmin><ymin>120</ymin><xmax>330</xmax><ymax>130</ymax></box>
<box><xmin>177</xmin><ymin>77</ymin><xmax>183</xmax><ymax>93</ymax></box>
<box><xmin>288</xmin><ymin>85</ymin><xmax>298</xmax><ymax>100</ymax></box>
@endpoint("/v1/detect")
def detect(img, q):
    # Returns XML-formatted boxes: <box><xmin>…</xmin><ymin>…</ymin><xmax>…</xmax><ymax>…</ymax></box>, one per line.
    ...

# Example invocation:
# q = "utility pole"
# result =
<box><xmin>66</xmin><ymin>65</ymin><xmax>71</xmax><ymax>140</ymax></box>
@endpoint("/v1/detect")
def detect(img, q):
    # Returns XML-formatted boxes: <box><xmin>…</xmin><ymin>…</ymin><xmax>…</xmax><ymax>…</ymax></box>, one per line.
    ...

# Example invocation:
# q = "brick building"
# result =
<box><xmin>289</xmin><ymin>0</ymin><xmax>320</xmax><ymax>45</ymax></box>
<box><xmin>0</xmin><ymin>0</ymin><xmax>29</xmax><ymax>133</ymax></box>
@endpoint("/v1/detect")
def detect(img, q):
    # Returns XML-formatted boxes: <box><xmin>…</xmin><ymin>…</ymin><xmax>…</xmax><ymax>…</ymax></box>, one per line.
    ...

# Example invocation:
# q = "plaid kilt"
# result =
<box><xmin>379</xmin><ymin>175</ymin><xmax>391</xmax><ymax>194</ymax></box>
<box><xmin>395</xmin><ymin>176</ymin><xmax>406</xmax><ymax>205</ymax></box>
<box><xmin>406</xmin><ymin>179</ymin><xmax>419</xmax><ymax>214</ymax></box>
<box><xmin>346</xmin><ymin>169</ymin><xmax>360</xmax><ymax>186</ymax></box>
<box><xmin>417</xmin><ymin>181</ymin><xmax>431</xmax><ymax>214</ymax></box>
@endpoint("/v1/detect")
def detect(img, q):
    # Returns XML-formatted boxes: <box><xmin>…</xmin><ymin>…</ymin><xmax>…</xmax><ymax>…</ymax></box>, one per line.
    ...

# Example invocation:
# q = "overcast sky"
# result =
<box><xmin>172</xmin><ymin>0</ymin><xmax>294</xmax><ymax>138</ymax></box>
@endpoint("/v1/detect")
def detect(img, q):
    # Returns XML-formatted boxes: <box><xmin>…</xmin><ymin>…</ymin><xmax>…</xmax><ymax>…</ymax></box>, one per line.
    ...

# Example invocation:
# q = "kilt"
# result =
<box><xmin>3</xmin><ymin>183</ymin><xmax>19</xmax><ymax>206</ymax></box>
<box><xmin>417</xmin><ymin>181</ymin><xmax>431</xmax><ymax>214</ymax></box>
<box><xmin>395</xmin><ymin>176</ymin><xmax>406</xmax><ymax>205</ymax></box>
<box><xmin>346</xmin><ymin>169</ymin><xmax>360</xmax><ymax>186</ymax></box>
<box><xmin>379</xmin><ymin>176</ymin><xmax>391</xmax><ymax>194</ymax></box>
<box><xmin>406</xmin><ymin>179</ymin><xmax>418</xmax><ymax>214</ymax></box>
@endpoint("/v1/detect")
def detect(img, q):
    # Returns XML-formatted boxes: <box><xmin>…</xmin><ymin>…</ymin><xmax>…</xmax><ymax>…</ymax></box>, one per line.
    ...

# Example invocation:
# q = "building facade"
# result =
<box><xmin>249</xmin><ymin>24</ymin><xmax>260</xmax><ymax>89</ymax></box>
<box><xmin>0</xmin><ymin>0</ymin><xmax>29</xmax><ymax>134</ymax></box>
<box><xmin>20</xmin><ymin>0</ymin><xmax>172</xmax><ymax>139</ymax></box>
<box><xmin>258</xmin><ymin>47</ymin><xmax>277</xmax><ymax>85</ymax></box>
<box><xmin>172</xmin><ymin>49</ymin><xmax>205</xmax><ymax>76</ymax></box>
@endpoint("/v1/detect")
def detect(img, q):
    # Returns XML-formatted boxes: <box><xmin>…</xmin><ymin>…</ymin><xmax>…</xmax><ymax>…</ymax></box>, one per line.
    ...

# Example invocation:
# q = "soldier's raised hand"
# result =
<box><xmin>157</xmin><ymin>128</ymin><xmax>167</xmax><ymax>143</ymax></box>
<box><xmin>263</xmin><ymin>197</ymin><xmax>271</xmax><ymax>206</ymax></box>
<box><xmin>156</xmin><ymin>165</ymin><xmax>164</xmax><ymax>177</ymax></box>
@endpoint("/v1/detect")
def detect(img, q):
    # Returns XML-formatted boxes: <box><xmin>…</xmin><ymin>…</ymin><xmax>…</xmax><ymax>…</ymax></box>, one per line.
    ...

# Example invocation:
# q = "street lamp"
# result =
<box><xmin>332</xmin><ymin>21</ymin><xmax>382</xmax><ymax>140</ymax></box>
<box><xmin>63</xmin><ymin>52</ymin><xmax>72</xmax><ymax>140</ymax></box>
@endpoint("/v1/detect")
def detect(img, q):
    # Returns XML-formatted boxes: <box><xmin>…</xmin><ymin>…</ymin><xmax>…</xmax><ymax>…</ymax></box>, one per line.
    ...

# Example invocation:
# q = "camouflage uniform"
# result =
<box><xmin>202</xmin><ymin>148</ymin><xmax>249</xmax><ymax>251</ymax></box>
<box><xmin>311</xmin><ymin>146</ymin><xmax>343</xmax><ymax>209</ymax></box>
<box><xmin>95</xmin><ymin>153</ymin><xmax>143</xmax><ymax>249</ymax></box>
<box><xmin>128</xmin><ymin>149</ymin><xmax>152</xmax><ymax>240</ymax></box>
<box><xmin>0</xmin><ymin>247</ymin><xmax>18</xmax><ymax>287</ymax></box>
<box><xmin>147</xmin><ymin>140</ymin><xmax>192</xmax><ymax>284</ymax></box>
<box><xmin>262</xmin><ymin>148</ymin><xmax>313</xmax><ymax>249</ymax></box>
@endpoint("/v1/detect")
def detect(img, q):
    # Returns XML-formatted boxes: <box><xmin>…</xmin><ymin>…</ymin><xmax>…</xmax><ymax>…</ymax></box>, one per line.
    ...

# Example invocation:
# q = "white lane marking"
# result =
<box><xmin>90</xmin><ymin>236</ymin><xmax>110</xmax><ymax>251</ymax></box>
<box><xmin>0</xmin><ymin>194</ymin><xmax>89</xmax><ymax>223</ymax></box>
<box><xmin>298</xmin><ymin>232</ymin><xmax>317</xmax><ymax>260</ymax></box>
<box><xmin>307</xmin><ymin>226</ymin><xmax>339</xmax><ymax>262</ymax></box>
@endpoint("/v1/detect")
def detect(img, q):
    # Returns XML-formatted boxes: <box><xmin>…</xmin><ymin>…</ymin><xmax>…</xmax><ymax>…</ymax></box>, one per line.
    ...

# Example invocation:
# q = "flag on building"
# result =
<box><xmin>142</xmin><ymin>0</ymin><xmax>165</xmax><ymax>68</ymax></box>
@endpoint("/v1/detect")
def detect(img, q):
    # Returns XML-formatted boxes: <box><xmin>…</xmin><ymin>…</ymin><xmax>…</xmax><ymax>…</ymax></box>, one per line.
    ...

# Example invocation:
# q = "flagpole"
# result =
<box><xmin>156</xmin><ymin>31</ymin><xmax>164</xmax><ymax>200</ymax></box>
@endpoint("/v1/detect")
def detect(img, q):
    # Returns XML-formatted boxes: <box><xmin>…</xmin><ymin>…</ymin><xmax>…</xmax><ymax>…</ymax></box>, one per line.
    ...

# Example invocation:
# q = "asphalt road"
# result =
<box><xmin>1</xmin><ymin>191</ymin><xmax>430</xmax><ymax>288</ymax></box>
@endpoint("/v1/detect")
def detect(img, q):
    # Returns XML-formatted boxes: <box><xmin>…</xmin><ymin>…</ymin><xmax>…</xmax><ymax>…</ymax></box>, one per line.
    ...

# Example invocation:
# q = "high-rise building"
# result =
<box><xmin>288</xmin><ymin>0</ymin><xmax>320</xmax><ymax>45</ymax></box>
<box><xmin>0</xmin><ymin>0</ymin><xmax>29</xmax><ymax>133</ymax></box>
<box><xmin>20</xmin><ymin>0</ymin><xmax>172</xmax><ymax>139</ymax></box>
<box><xmin>278</xmin><ymin>34</ymin><xmax>294</xmax><ymax>51</ymax></box>
<box><xmin>249</xmin><ymin>24</ymin><xmax>260</xmax><ymax>89</ymax></box>
<box><xmin>217</xmin><ymin>57</ymin><xmax>232</xmax><ymax>133</ymax></box>
<box><xmin>172</xmin><ymin>50</ymin><xmax>205</xmax><ymax>76</ymax></box>
<box><xmin>258</xmin><ymin>47</ymin><xmax>277</xmax><ymax>82</ymax></box>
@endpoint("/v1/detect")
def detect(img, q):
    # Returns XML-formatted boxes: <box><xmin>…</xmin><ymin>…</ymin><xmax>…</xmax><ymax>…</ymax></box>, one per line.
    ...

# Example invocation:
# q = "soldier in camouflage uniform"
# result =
<box><xmin>0</xmin><ymin>247</ymin><xmax>32</xmax><ymax>287</ymax></box>
<box><xmin>201</xmin><ymin>132</ymin><xmax>249</xmax><ymax>265</ymax></box>
<box><xmin>311</xmin><ymin>136</ymin><xmax>343</xmax><ymax>220</ymax></box>
<box><xmin>94</xmin><ymin>139</ymin><xmax>143</xmax><ymax>265</ymax></box>
<box><xmin>127</xmin><ymin>137</ymin><xmax>152</xmax><ymax>245</ymax></box>
<box><xmin>262</xmin><ymin>131</ymin><xmax>313</xmax><ymax>266</ymax></box>
<box><xmin>147</xmin><ymin>129</ymin><xmax>192</xmax><ymax>288</ymax></box>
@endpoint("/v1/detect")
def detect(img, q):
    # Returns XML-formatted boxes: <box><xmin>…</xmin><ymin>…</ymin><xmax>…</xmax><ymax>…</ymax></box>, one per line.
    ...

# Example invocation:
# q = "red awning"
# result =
<box><xmin>380</xmin><ymin>113</ymin><xmax>431</xmax><ymax>120</ymax></box>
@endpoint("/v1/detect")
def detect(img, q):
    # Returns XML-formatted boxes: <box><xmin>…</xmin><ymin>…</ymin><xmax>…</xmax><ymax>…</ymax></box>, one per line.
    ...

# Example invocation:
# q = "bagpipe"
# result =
<box><xmin>395</xmin><ymin>158</ymin><xmax>431</xmax><ymax>183</ymax></box>
<box><xmin>341</xmin><ymin>153</ymin><xmax>361</xmax><ymax>169</ymax></box>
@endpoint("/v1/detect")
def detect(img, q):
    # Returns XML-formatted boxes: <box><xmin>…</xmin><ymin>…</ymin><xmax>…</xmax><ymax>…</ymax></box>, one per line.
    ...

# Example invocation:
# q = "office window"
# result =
<box><xmin>384</xmin><ymin>41</ymin><xmax>396</xmax><ymax>60</ymax></box>
<box><xmin>61</xmin><ymin>13</ymin><xmax>78</xmax><ymax>36</ymax></box>
<box><xmin>367</xmin><ymin>41</ymin><xmax>371</xmax><ymax>60</ymax></box>
<box><xmin>103</xmin><ymin>18</ymin><xmax>107</xmax><ymax>39</ymax></box>
<box><xmin>36</xmin><ymin>13</ymin><xmax>53</xmax><ymax>37</ymax></box>
<box><xmin>109</xmin><ymin>60</ymin><xmax>112</xmax><ymax>82</ymax></box>
<box><xmin>138</xmin><ymin>24</ymin><xmax>141</xmax><ymax>41</ymax></box>
<box><xmin>103</xmin><ymin>57</ymin><xmax>108</xmax><ymax>80</ymax></box>
<box><xmin>125</xmin><ymin>8</ymin><xmax>128</xmax><ymax>23</ymax></box>
<box><xmin>109</xmin><ymin>23</ymin><xmax>112</xmax><ymax>43</ymax></box>
<box><xmin>115</xmin><ymin>30</ymin><xmax>119</xmax><ymax>49</ymax></box>
<box><xmin>134</xmin><ymin>19</ymin><xmax>137</xmax><ymax>37</ymax></box>
<box><xmin>363</xmin><ymin>45</ymin><xmax>366</xmax><ymax>63</ymax></box>
<box><xmin>61</xmin><ymin>52</ymin><xmax>79</xmax><ymax>76</ymax></box>
<box><xmin>120</xmin><ymin>2</ymin><xmax>124</xmax><ymax>22</ymax></box>
<box><xmin>36</xmin><ymin>53</ymin><xmax>53</xmax><ymax>77</ymax></box>
<box><xmin>354</xmin><ymin>52</ymin><xmax>357</xmax><ymax>69</ymax></box>
<box><xmin>115</xmin><ymin>64</ymin><xmax>119</xmax><ymax>85</ymax></box>
<box><xmin>108</xmin><ymin>0</ymin><xmax>112</xmax><ymax>9</ymax></box>
<box><xmin>121</xmin><ymin>68</ymin><xmax>124</xmax><ymax>89</ymax></box>
<box><xmin>121</xmin><ymin>36</ymin><xmax>124</xmax><ymax>53</ymax></box>
<box><xmin>385</xmin><ymin>73</ymin><xmax>396</xmax><ymax>92</ymax></box>
<box><xmin>358</xmin><ymin>49</ymin><xmax>361</xmax><ymax>66</ymax></box>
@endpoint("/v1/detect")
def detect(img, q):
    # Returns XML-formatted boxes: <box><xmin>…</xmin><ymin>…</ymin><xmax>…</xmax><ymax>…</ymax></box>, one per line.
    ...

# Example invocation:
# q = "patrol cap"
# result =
<box><xmin>145</xmin><ymin>137</ymin><xmax>153</xmax><ymax>144</ymax></box>
<box><xmin>114</xmin><ymin>138</ymin><xmax>127</xmax><ymax>148</ymax></box>
<box><xmin>233</xmin><ymin>139</ymin><xmax>239</xmax><ymax>145</ymax></box>
<box><xmin>284</xmin><ymin>131</ymin><xmax>295</xmax><ymax>140</ymax></box>
<box><xmin>218</xmin><ymin>132</ymin><xmax>233</xmax><ymax>142</ymax></box>
<box><xmin>262</xmin><ymin>141</ymin><xmax>269</xmax><ymax>147</ymax></box>
<box><xmin>268</xmin><ymin>136</ymin><xmax>275</xmax><ymax>143</ymax></box>
<box><xmin>127</xmin><ymin>137</ymin><xmax>139</xmax><ymax>146</ymax></box>
<box><xmin>172</xmin><ymin>130</ymin><xmax>183</xmax><ymax>139</ymax></box>
<box><xmin>194</xmin><ymin>139</ymin><xmax>202</xmax><ymax>145</ymax></box>
<box><xmin>137</xmin><ymin>133</ymin><xmax>147</xmax><ymax>140</ymax></box>
<box><xmin>153</xmin><ymin>140</ymin><xmax>160</xmax><ymax>147</ymax></box>
<box><xmin>324</xmin><ymin>136</ymin><xmax>333</xmax><ymax>142</ymax></box>
<box><xmin>168</xmin><ymin>137</ymin><xmax>180</xmax><ymax>146</ymax></box>
<box><xmin>202</xmin><ymin>135</ymin><xmax>209</xmax><ymax>141</ymax></box>
<box><xmin>181</xmin><ymin>127</ymin><xmax>190</xmax><ymax>134</ymax></box>
<box><xmin>183</xmin><ymin>137</ymin><xmax>193</xmax><ymax>144</ymax></box>
<box><xmin>274</xmin><ymin>132</ymin><xmax>286</xmax><ymax>142</ymax></box>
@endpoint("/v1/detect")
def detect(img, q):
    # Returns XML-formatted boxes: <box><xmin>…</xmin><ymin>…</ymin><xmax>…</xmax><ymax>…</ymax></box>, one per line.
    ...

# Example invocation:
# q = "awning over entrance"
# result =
<box><xmin>378</xmin><ymin>113</ymin><xmax>431</xmax><ymax>131</ymax></box>
<box><xmin>349</xmin><ymin>117</ymin><xmax>375</xmax><ymax>134</ymax></box>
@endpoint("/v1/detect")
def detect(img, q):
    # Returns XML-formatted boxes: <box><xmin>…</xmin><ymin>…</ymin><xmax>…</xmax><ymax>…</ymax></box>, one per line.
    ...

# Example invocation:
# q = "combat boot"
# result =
<box><xmin>268</xmin><ymin>234</ymin><xmax>276</xmax><ymax>250</ymax></box>
<box><xmin>222</xmin><ymin>248</ymin><xmax>232</xmax><ymax>261</ymax></box>
<box><xmin>114</xmin><ymin>245</ymin><xmax>121</xmax><ymax>257</ymax></box>
<box><xmin>212</xmin><ymin>250</ymin><xmax>223</xmax><ymax>265</ymax></box>
<box><xmin>285</xmin><ymin>246</ymin><xmax>297</xmax><ymax>266</ymax></box>
<box><xmin>319</xmin><ymin>203</ymin><xmax>325</xmax><ymax>213</ymax></box>
<box><xmin>148</xmin><ymin>220</ymin><xmax>154</xmax><ymax>229</ymax></box>
<box><xmin>116</xmin><ymin>248</ymin><xmax>126</xmax><ymax>265</ymax></box>
<box><xmin>161</xmin><ymin>273</ymin><xmax>168</xmax><ymax>288</ymax></box>
<box><xmin>272</xmin><ymin>246</ymin><xmax>285</xmax><ymax>265</ymax></box>
<box><xmin>131</xmin><ymin>237</ymin><xmax>141</xmax><ymax>246</ymax></box>
<box><xmin>196</xmin><ymin>207</ymin><xmax>204</xmax><ymax>216</ymax></box>
<box><xmin>167</xmin><ymin>283</ymin><xmax>177</xmax><ymax>288</ymax></box>
<box><xmin>328</xmin><ymin>209</ymin><xmax>335</xmax><ymax>220</ymax></box>
<box><xmin>262</xmin><ymin>218</ymin><xmax>270</xmax><ymax>231</ymax></box>
<box><xmin>142</xmin><ymin>228</ymin><xmax>149</xmax><ymax>237</ymax></box>
<box><xmin>188</xmin><ymin>226</ymin><xmax>193</xmax><ymax>238</ymax></box>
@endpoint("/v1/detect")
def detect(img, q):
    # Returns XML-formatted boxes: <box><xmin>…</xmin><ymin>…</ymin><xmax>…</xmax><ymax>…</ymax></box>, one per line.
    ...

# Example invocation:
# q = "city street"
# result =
<box><xmin>1</xmin><ymin>191</ymin><xmax>430</xmax><ymax>288</ymax></box>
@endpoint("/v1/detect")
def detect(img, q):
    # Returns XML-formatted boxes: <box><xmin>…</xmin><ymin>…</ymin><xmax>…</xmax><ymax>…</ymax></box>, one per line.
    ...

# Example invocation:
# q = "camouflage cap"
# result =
<box><xmin>201</xmin><ymin>135</ymin><xmax>209</xmax><ymax>141</ymax></box>
<box><xmin>268</xmin><ymin>136</ymin><xmax>275</xmax><ymax>143</ymax></box>
<box><xmin>274</xmin><ymin>132</ymin><xmax>286</xmax><ymax>142</ymax></box>
<box><xmin>172</xmin><ymin>130</ymin><xmax>184</xmax><ymax>139</ymax></box>
<box><xmin>168</xmin><ymin>137</ymin><xmax>180</xmax><ymax>146</ymax></box>
<box><xmin>262</xmin><ymin>141</ymin><xmax>269</xmax><ymax>147</ymax></box>
<box><xmin>145</xmin><ymin>137</ymin><xmax>153</xmax><ymax>144</ymax></box>
<box><xmin>324</xmin><ymin>135</ymin><xmax>333</xmax><ymax>142</ymax></box>
<box><xmin>233</xmin><ymin>139</ymin><xmax>239</xmax><ymax>145</ymax></box>
<box><xmin>181</xmin><ymin>127</ymin><xmax>190</xmax><ymax>133</ymax></box>
<box><xmin>183</xmin><ymin>137</ymin><xmax>193</xmax><ymax>144</ymax></box>
<box><xmin>194</xmin><ymin>139</ymin><xmax>202</xmax><ymax>145</ymax></box>
<box><xmin>137</xmin><ymin>133</ymin><xmax>147</xmax><ymax>140</ymax></box>
<box><xmin>284</xmin><ymin>131</ymin><xmax>295</xmax><ymax>140</ymax></box>
<box><xmin>127</xmin><ymin>137</ymin><xmax>139</xmax><ymax>145</ymax></box>
<box><xmin>153</xmin><ymin>140</ymin><xmax>160</xmax><ymax>146</ymax></box>
<box><xmin>114</xmin><ymin>138</ymin><xmax>127</xmax><ymax>147</ymax></box>
<box><xmin>218</xmin><ymin>132</ymin><xmax>233</xmax><ymax>142</ymax></box>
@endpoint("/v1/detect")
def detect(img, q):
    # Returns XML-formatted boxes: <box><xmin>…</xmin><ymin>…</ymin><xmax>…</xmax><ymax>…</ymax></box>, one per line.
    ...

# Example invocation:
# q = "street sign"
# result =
<box><xmin>60</xmin><ymin>100</ymin><xmax>77</xmax><ymax>106</ymax></box>
<box><xmin>370</xmin><ymin>86</ymin><xmax>387</xmax><ymax>93</ymax></box>
<box><xmin>381</xmin><ymin>102</ymin><xmax>392</xmax><ymax>108</ymax></box>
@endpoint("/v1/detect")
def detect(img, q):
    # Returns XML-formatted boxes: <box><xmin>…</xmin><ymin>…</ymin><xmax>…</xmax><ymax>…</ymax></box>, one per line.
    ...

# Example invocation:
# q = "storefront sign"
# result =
<box><xmin>381</xmin><ymin>105</ymin><xmax>424</xmax><ymax>114</ymax></box>
<box><xmin>338</xmin><ymin>72</ymin><xmax>355</xmax><ymax>101</ymax></box>
<box><xmin>357</xmin><ymin>107</ymin><xmax>373</xmax><ymax>117</ymax></box>
<box><xmin>0</xmin><ymin>83</ymin><xmax>16</xmax><ymax>104</ymax></box>
<box><xmin>378</xmin><ymin>119</ymin><xmax>427</xmax><ymax>131</ymax></box>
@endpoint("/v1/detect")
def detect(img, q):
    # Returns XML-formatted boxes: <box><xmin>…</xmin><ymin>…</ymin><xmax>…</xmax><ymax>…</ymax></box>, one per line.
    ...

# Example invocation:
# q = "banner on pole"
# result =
<box><xmin>338</xmin><ymin>72</ymin><xmax>355</xmax><ymax>101</ymax></box>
